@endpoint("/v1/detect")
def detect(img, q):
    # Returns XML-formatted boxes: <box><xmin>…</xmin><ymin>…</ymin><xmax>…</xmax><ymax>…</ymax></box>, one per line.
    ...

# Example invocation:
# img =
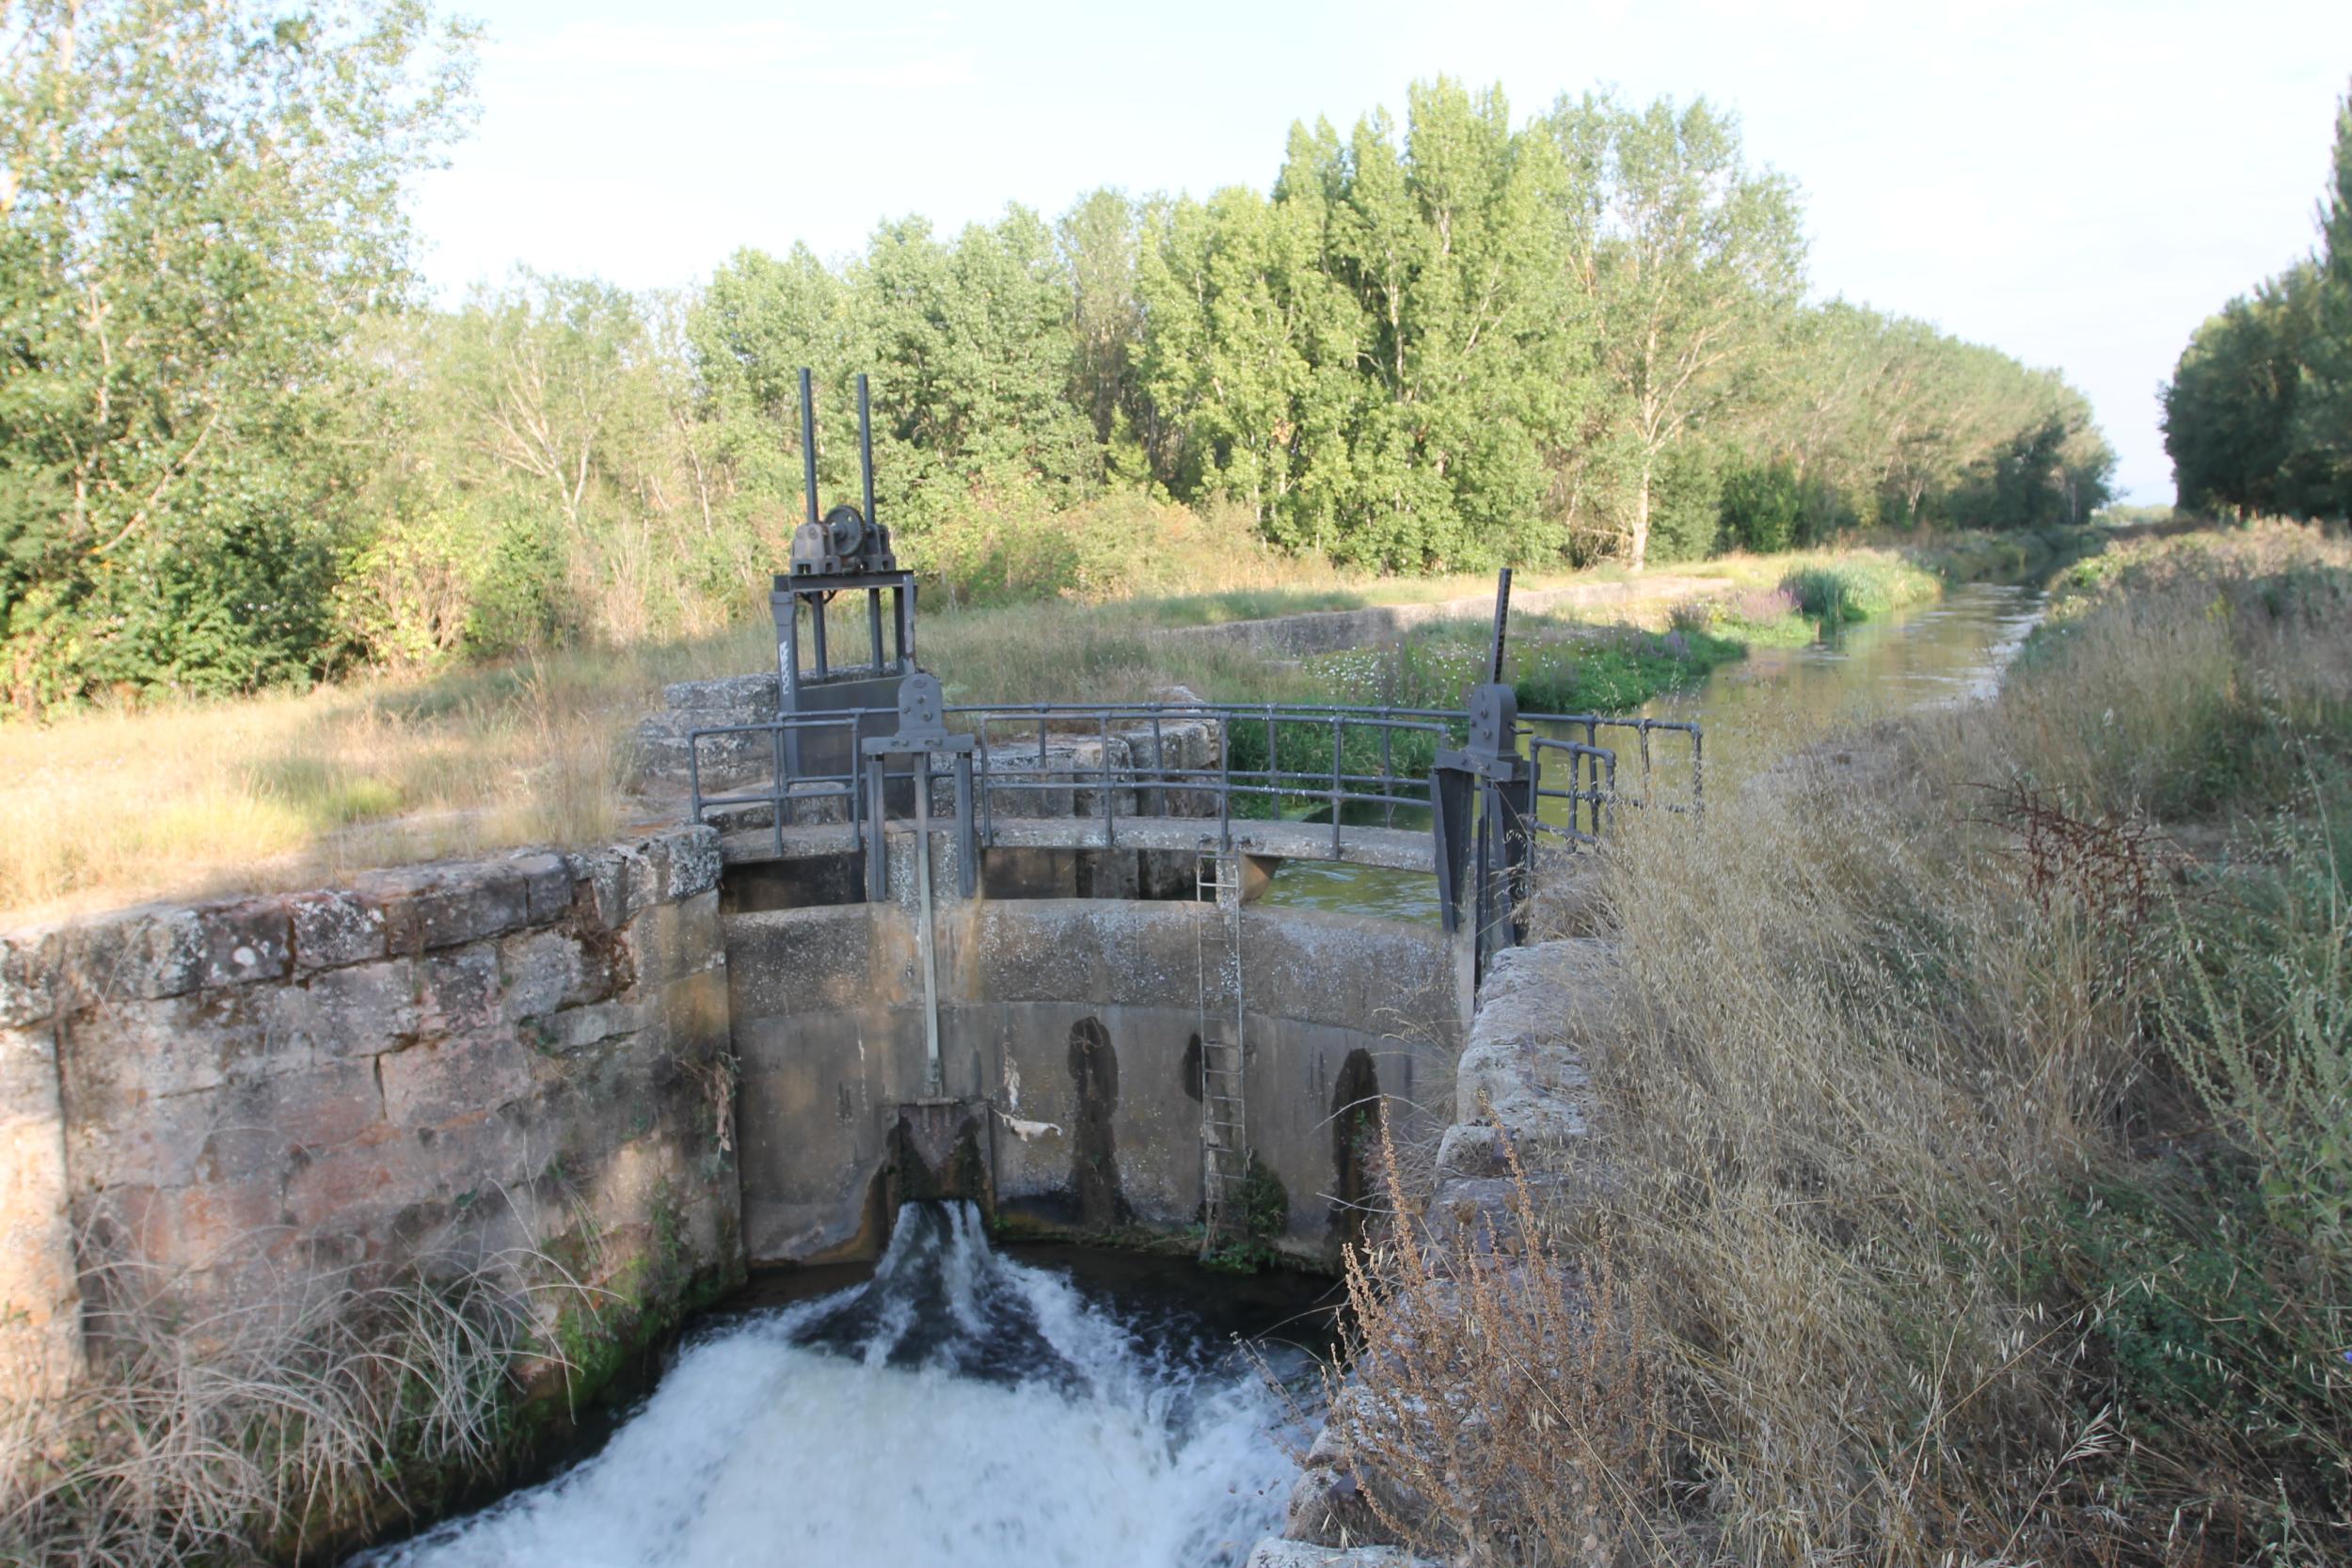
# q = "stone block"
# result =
<box><xmin>0</xmin><ymin>927</ymin><xmax>56</xmax><ymax>1027</ymax></box>
<box><xmin>61</xmin><ymin>988</ymin><xmax>303</xmax><ymax>1117</ymax></box>
<box><xmin>506</xmin><ymin>850</ymin><xmax>575</xmax><ymax>924</ymax></box>
<box><xmin>379</xmin><ymin>1029</ymin><xmax>534</xmax><ymax>1129</ymax></box>
<box><xmin>267</xmin><ymin>958</ymin><xmax>422</xmax><ymax>1058</ymax></box>
<box><xmin>500</xmin><ymin>928</ymin><xmax>605</xmax><ymax>1022</ymax></box>
<box><xmin>209</xmin><ymin>1055</ymin><xmax>384</xmax><ymax>1165</ymax></box>
<box><xmin>572</xmin><ymin>846</ymin><xmax>633</xmax><ymax>932</ymax></box>
<box><xmin>281</xmin><ymin>1125</ymin><xmax>432</xmax><ymax>1233</ymax></box>
<box><xmin>199</xmin><ymin>898</ymin><xmax>292</xmax><ymax>988</ymax></box>
<box><xmin>660</xmin><ymin>827</ymin><xmax>723</xmax><ymax>903</ymax></box>
<box><xmin>1282</xmin><ymin>1465</ymin><xmax>1394</xmax><ymax>1551</ymax></box>
<box><xmin>0</xmin><ymin>1022</ymin><xmax>79</xmax><ymax>1400</ymax></box>
<box><xmin>418</xmin><ymin>942</ymin><xmax>502</xmax><ymax>1037</ymax></box>
<box><xmin>528</xmin><ymin>997</ymin><xmax>651</xmax><ymax>1055</ymax></box>
<box><xmin>1433</xmin><ymin>1121</ymin><xmax>1506</xmax><ymax>1181</ymax></box>
<box><xmin>620</xmin><ymin>891</ymin><xmax>723</xmax><ymax>991</ymax></box>
<box><xmin>661</xmin><ymin>672</ymin><xmax>778</xmax><ymax>713</ymax></box>
<box><xmin>723</xmin><ymin>906</ymin><xmax>875</xmax><ymax>1021</ymax></box>
<box><xmin>373</xmin><ymin>865</ymin><xmax>531</xmax><ymax>954</ymax></box>
<box><xmin>288</xmin><ymin>889</ymin><xmax>388</xmax><ymax>971</ymax></box>
<box><xmin>97</xmin><ymin>1179</ymin><xmax>286</xmax><ymax>1273</ymax></box>
<box><xmin>64</xmin><ymin>1078</ymin><xmax>223</xmax><ymax>1188</ymax></box>
<box><xmin>418</xmin><ymin>1105</ymin><xmax>534</xmax><ymax>1196</ymax></box>
<box><xmin>57</xmin><ymin>906</ymin><xmax>205</xmax><ymax>1006</ymax></box>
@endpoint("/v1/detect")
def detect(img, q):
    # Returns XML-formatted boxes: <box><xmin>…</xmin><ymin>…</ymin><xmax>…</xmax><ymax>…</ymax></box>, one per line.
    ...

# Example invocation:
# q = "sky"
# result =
<box><xmin>411</xmin><ymin>0</ymin><xmax>2352</xmax><ymax>506</ymax></box>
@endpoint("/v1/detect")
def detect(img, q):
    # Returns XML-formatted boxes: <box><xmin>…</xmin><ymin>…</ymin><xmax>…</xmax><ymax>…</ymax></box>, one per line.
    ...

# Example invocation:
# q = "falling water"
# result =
<box><xmin>355</xmin><ymin>1203</ymin><xmax>1310</xmax><ymax>1568</ymax></box>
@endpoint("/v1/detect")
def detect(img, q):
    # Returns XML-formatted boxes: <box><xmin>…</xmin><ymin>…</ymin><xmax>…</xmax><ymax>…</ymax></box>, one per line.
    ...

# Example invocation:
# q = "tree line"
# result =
<box><xmin>0</xmin><ymin>1</ymin><xmax>2114</xmax><ymax>711</ymax></box>
<box><xmin>2163</xmin><ymin>84</ymin><xmax>2352</xmax><ymax>521</ymax></box>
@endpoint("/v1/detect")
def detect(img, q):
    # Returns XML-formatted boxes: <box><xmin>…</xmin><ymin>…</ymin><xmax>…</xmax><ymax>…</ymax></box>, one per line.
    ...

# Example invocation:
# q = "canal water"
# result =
<box><xmin>1259</xmin><ymin>581</ymin><xmax>2048</xmax><ymax>923</ymax></box>
<box><xmin>352</xmin><ymin>1204</ymin><xmax>1331</xmax><ymax>1568</ymax></box>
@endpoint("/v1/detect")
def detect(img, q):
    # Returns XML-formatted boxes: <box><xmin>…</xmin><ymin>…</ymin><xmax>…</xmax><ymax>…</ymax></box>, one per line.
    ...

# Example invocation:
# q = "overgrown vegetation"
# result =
<box><xmin>0</xmin><ymin>0</ymin><xmax>2113</xmax><ymax>711</ymax></box>
<box><xmin>0</xmin><ymin>1252</ymin><xmax>595</xmax><ymax>1568</ymax></box>
<box><xmin>1327</xmin><ymin>523</ymin><xmax>2352</xmax><ymax>1563</ymax></box>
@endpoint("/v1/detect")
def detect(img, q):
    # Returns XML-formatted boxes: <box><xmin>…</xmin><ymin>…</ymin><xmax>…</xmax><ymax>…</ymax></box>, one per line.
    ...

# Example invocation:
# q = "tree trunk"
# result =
<box><xmin>1629</xmin><ymin>455</ymin><xmax>1654</xmax><ymax>571</ymax></box>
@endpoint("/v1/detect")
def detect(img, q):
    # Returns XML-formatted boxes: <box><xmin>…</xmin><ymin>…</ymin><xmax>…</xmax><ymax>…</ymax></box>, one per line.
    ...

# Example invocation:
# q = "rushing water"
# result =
<box><xmin>1258</xmin><ymin>581</ymin><xmax>2048</xmax><ymax>923</ymax></box>
<box><xmin>357</xmin><ymin>1204</ymin><xmax>1317</xmax><ymax>1568</ymax></box>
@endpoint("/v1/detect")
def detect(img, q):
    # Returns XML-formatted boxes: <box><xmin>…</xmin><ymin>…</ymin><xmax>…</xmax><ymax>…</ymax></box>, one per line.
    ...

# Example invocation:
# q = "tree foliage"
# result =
<box><xmin>0</xmin><ymin>33</ymin><xmax>2115</xmax><ymax>707</ymax></box>
<box><xmin>0</xmin><ymin>0</ymin><xmax>474</xmax><ymax>707</ymax></box>
<box><xmin>2164</xmin><ymin>81</ymin><xmax>2352</xmax><ymax>521</ymax></box>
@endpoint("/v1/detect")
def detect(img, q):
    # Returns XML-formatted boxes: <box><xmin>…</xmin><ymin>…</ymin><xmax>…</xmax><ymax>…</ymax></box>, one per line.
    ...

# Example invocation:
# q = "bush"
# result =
<box><xmin>1720</xmin><ymin>459</ymin><xmax>1804</xmax><ymax>553</ymax></box>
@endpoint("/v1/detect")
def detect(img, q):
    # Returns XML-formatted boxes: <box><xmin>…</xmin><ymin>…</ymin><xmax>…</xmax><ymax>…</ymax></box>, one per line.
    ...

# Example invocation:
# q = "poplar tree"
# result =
<box><xmin>1563</xmin><ymin>95</ymin><xmax>1805</xmax><ymax>569</ymax></box>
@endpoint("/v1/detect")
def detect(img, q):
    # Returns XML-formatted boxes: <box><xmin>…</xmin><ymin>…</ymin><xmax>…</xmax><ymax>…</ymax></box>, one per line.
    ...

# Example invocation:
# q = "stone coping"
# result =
<box><xmin>0</xmin><ymin>825</ymin><xmax>721</xmax><ymax>1029</ymax></box>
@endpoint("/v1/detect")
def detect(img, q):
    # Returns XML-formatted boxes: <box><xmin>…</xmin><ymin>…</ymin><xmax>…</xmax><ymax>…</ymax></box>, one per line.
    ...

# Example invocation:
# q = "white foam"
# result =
<box><xmin>359</xmin><ymin>1205</ymin><xmax>1302</xmax><ymax>1568</ymax></box>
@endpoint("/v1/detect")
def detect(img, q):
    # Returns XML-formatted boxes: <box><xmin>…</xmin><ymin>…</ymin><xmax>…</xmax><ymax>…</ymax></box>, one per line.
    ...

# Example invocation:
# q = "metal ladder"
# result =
<box><xmin>1196</xmin><ymin>847</ymin><xmax>1248</xmax><ymax>1255</ymax></box>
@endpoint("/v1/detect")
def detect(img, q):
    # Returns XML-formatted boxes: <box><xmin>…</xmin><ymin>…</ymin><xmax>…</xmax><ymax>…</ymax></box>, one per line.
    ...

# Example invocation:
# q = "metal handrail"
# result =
<box><xmin>687</xmin><ymin>698</ymin><xmax>1700</xmax><ymax>861</ymax></box>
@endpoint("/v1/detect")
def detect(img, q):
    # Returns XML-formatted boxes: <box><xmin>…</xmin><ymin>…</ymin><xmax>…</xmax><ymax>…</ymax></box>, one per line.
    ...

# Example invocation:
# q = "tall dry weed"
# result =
<box><xmin>1326</xmin><ymin>1114</ymin><xmax>1672</xmax><ymax>1566</ymax></box>
<box><xmin>0</xmin><ymin>1248</ymin><xmax>596</xmax><ymax>1568</ymax></box>
<box><xmin>1327</xmin><ymin>524</ymin><xmax>2352</xmax><ymax>1563</ymax></box>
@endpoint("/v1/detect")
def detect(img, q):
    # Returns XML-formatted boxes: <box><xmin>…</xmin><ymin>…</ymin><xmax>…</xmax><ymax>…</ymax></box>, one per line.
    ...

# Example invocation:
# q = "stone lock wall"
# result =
<box><xmin>725</xmin><ymin>880</ymin><xmax>1472</xmax><ymax>1268</ymax></box>
<box><xmin>0</xmin><ymin>826</ymin><xmax>743</xmax><ymax>1402</ymax></box>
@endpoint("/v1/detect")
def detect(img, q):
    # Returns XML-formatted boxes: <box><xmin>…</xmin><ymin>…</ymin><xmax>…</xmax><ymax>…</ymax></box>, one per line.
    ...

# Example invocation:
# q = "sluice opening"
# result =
<box><xmin>353</xmin><ymin>1202</ymin><xmax>1334</xmax><ymax>1568</ymax></box>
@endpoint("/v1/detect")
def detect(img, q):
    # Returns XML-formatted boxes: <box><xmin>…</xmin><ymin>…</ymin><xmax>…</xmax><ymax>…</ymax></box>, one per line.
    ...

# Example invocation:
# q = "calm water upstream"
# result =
<box><xmin>1260</xmin><ymin>581</ymin><xmax>2048</xmax><ymax>923</ymax></box>
<box><xmin>354</xmin><ymin>1204</ymin><xmax>1328</xmax><ymax>1568</ymax></box>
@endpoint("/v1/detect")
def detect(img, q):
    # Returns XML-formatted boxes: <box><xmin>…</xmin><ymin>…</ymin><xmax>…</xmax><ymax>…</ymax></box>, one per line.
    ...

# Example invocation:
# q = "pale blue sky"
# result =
<box><xmin>412</xmin><ymin>0</ymin><xmax>2352</xmax><ymax>504</ymax></box>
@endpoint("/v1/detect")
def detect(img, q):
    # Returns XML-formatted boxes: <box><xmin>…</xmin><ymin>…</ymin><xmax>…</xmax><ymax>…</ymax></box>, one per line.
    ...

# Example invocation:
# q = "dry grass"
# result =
<box><xmin>0</xmin><ymin>1246</ymin><xmax>597</xmax><ymax>1568</ymax></box>
<box><xmin>1325</xmin><ymin>1117</ymin><xmax>1672</xmax><ymax>1566</ymax></box>
<box><xmin>0</xmin><ymin>518</ymin><xmax>2056</xmax><ymax>926</ymax></box>
<box><xmin>0</xmin><ymin>546</ymin><xmax>1607</xmax><ymax>922</ymax></box>
<box><xmin>1324</xmin><ymin>520</ymin><xmax>2352</xmax><ymax>1564</ymax></box>
<box><xmin>0</xmin><ymin>627</ymin><xmax>772</xmax><ymax>925</ymax></box>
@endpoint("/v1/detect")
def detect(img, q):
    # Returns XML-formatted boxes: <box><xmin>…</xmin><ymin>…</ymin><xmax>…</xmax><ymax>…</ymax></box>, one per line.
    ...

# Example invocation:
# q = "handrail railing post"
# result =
<box><xmin>1218</xmin><ymin>715</ymin><xmax>1232</xmax><ymax>850</ymax></box>
<box><xmin>1330</xmin><ymin>713</ymin><xmax>1344</xmax><ymax>858</ymax></box>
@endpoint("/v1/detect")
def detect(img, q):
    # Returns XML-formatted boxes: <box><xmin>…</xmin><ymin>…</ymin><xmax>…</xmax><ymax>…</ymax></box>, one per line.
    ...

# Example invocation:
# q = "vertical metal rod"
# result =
<box><xmin>1264</xmin><ymin>708</ymin><xmax>1278</xmax><ymax>816</ymax></box>
<box><xmin>798</xmin><ymin>367</ymin><xmax>819</xmax><ymax>530</ymax></box>
<box><xmin>1100</xmin><ymin>711</ymin><xmax>1115</xmax><ymax>847</ymax></box>
<box><xmin>867</xmin><ymin>586</ymin><xmax>884</xmax><ymax>670</ymax></box>
<box><xmin>954</xmin><ymin>754</ymin><xmax>977</xmax><ymax>898</ymax></box>
<box><xmin>1585</xmin><ymin>718</ymin><xmax>1600</xmax><ymax>837</ymax></box>
<box><xmin>977</xmin><ymin>721</ymin><xmax>994</xmax><ymax>847</ymax></box>
<box><xmin>810</xmin><ymin>597</ymin><xmax>828</xmax><ymax>676</ymax></box>
<box><xmin>768</xmin><ymin>727</ymin><xmax>785</xmax><ymax>855</ymax></box>
<box><xmin>915</xmin><ymin>754</ymin><xmax>943</xmax><ymax>1097</ymax></box>
<box><xmin>1150</xmin><ymin>713</ymin><xmax>1165</xmax><ymax>818</ymax></box>
<box><xmin>857</xmin><ymin>372</ymin><xmax>876</xmax><ymax>528</ymax></box>
<box><xmin>1218</xmin><ymin>716</ymin><xmax>1232</xmax><ymax>850</ymax></box>
<box><xmin>900</xmin><ymin>581</ymin><xmax>915</xmax><ymax>667</ymax></box>
<box><xmin>1488</xmin><ymin>566</ymin><xmax>1514</xmax><ymax>685</ymax></box>
<box><xmin>780</xmin><ymin>605</ymin><xmax>802</xmax><ymax>777</ymax></box>
<box><xmin>1692</xmin><ymin>727</ymin><xmax>1705</xmax><ymax>818</ymax></box>
<box><xmin>1380</xmin><ymin>724</ymin><xmax>1394</xmax><ymax>829</ymax></box>
<box><xmin>865</xmin><ymin>756</ymin><xmax>887</xmax><ymax>901</ymax></box>
<box><xmin>1330</xmin><ymin>713</ymin><xmax>1343</xmax><ymax>858</ymax></box>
